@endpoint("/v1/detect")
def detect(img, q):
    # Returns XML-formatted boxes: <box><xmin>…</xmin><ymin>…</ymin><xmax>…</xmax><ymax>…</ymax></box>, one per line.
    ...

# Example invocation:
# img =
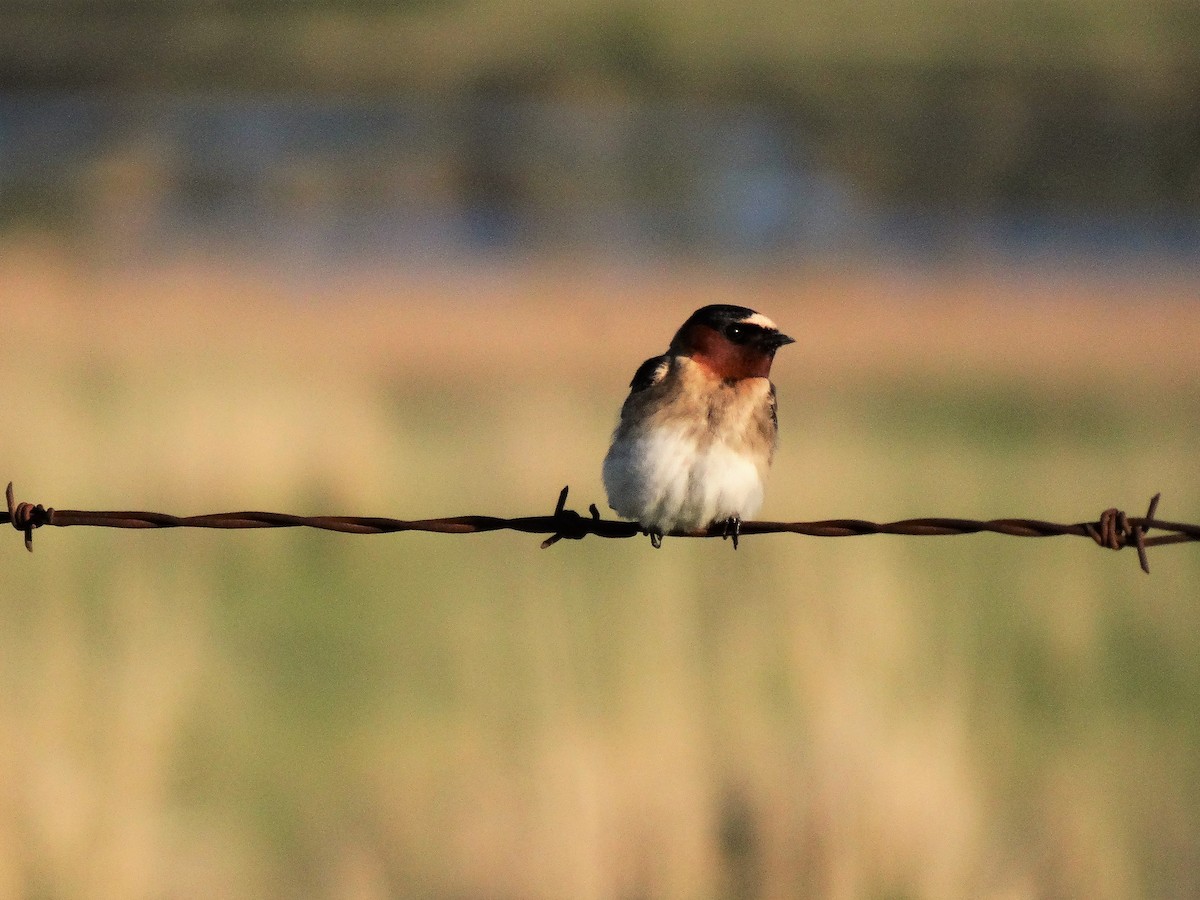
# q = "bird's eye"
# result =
<box><xmin>725</xmin><ymin>324</ymin><xmax>749</xmax><ymax>343</ymax></box>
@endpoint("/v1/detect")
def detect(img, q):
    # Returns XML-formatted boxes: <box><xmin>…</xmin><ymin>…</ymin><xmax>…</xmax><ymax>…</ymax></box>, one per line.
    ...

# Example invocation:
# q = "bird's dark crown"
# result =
<box><xmin>686</xmin><ymin>305</ymin><xmax>758</xmax><ymax>330</ymax></box>
<box><xmin>670</xmin><ymin>305</ymin><xmax>791</xmax><ymax>354</ymax></box>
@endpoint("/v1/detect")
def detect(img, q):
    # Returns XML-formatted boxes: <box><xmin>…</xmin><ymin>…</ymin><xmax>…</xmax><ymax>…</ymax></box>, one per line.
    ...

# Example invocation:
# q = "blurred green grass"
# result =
<box><xmin>2</xmin><ymin>256</ymin><xmax>1199</xmax><ymax>899</ymax></box>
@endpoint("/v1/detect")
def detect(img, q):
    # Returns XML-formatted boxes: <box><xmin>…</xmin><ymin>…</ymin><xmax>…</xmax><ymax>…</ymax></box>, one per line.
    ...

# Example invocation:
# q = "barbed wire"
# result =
<box><xmin>5</xmin><ymin>482</ymin><xmax>1197</xmax><ymax>573</ymax></box>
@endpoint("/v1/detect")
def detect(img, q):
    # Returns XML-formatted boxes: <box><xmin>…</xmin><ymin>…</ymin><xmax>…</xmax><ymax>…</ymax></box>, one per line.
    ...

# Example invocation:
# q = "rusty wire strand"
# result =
<box><xmin>5</xmin><ymin>482</ymin><xmax>1197</xmax><ymax>574</ymax></box>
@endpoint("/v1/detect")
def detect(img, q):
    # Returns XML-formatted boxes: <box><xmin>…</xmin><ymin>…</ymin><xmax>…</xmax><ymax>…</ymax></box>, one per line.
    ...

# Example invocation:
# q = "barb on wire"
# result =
<box><xmin>5</xmin><ymin>482</ymin><xmax>1197</xmax><ymax>573</ymax></box>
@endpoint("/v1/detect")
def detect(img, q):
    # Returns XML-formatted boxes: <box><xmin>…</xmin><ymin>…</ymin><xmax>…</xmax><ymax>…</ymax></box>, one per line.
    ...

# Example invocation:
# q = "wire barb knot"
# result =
<box><xmin>1085</xmin><ymin>494</ymin><xmax>1159</xmax><ymax>574</ymax></box>
<box><xmin>1089</xmin><ymin>507</ymin><xmax>1132</xmax><ymax>551</ymax></box>
<box><xmin>6</xmin><ymin>482</ymin><xmax>51</xmax><ymax>552</ymax></box>
<box><xmin>540</xmin><ymin>486</ymin><xmax>602</xmax><ymax>548</ymax></box>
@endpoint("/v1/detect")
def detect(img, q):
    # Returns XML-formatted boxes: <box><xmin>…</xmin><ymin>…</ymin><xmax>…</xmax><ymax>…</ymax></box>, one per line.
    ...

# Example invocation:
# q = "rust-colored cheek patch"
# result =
<box><xmin>688</xmin><ymin>326</ymin><xmax>775</xmax><ymax>380</ymax></box>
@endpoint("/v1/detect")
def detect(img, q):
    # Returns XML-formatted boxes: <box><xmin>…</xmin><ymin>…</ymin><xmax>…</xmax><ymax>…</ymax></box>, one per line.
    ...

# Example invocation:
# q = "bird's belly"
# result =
<box><xmin>603</xmin><ymin>428</ymin><xmax>765</xmax><ymax>533</ymax></box>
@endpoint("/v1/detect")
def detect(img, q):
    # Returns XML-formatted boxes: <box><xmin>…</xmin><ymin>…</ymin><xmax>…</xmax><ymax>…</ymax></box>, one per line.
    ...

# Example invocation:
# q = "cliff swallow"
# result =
<box><xmin>602</xmin><ymin>304</ymin><xmax>793</xmax><ymax>548</ymax></box>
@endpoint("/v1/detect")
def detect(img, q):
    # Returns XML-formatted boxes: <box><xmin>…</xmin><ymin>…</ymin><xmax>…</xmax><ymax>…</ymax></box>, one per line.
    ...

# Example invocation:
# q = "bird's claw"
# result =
<box><xmin>721</xmin><ymin>516</ymin><xmax>742</xmax><ymax>550</ymax></box>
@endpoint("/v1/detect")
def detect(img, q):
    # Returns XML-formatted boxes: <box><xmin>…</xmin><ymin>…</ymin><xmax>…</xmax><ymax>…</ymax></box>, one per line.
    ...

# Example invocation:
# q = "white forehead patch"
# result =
<box><xmin>741</xmin><ymin>311</ymin><xmax>779</xmax><ymax>331</ymax></box>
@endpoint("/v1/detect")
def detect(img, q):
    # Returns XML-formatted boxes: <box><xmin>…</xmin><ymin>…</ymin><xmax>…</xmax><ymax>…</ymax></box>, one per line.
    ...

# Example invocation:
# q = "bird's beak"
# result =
<box><xmin>764</xmin><ymin>332</ymin><xmax>796</xmax><ymax>350</ymax></box>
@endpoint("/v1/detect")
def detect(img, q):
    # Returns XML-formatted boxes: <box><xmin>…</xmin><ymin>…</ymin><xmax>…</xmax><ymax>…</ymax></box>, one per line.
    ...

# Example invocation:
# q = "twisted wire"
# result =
<box><xmin>6</xmin><ymin>482</ymin><xmax>1196</xmax><ymax>573</ymax></box>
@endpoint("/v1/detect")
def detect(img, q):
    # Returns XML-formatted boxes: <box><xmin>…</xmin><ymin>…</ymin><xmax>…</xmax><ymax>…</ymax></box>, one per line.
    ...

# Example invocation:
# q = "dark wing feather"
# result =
<box><xmin>769</xmin><ymin>382</ymin><xmax>779</xmax><ymax>431</ymax></box>
<box><xmin>629</xmin><ymin>355</ymin><xmax>670</xmax><ymax>393</ymax></box>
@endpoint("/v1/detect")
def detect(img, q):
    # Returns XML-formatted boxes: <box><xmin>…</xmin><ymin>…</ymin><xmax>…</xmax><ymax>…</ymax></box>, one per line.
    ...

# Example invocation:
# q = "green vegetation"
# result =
<box><xmin>2</xmin><ymin>257</ymin><xmax>1198</xmax><ymax>897</ymax></box>
<box><xmin>4</xmin><ymin>0</ymin><xmax>1199</xmax><ymax>213</ymax></box>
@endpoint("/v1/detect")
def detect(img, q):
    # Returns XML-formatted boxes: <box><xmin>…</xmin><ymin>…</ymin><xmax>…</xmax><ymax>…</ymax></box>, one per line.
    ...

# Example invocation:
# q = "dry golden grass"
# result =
<box><xmin>2</xmin><ymin>241</ymin><xmax>1198</xmax><ymax>899</ymax></box>
<box><xmin>8</xmin><ymin>241</ymin><xmax>1200</xmax><ymax>386</ymax></box>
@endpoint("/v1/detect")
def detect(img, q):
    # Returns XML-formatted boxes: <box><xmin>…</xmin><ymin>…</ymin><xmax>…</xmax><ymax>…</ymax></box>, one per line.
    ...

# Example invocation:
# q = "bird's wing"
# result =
<box><xmin>769</xmin><ymin>382</ymin><xmax>779</xmax><ymax>431</ymax></box>
<box><xmin>628</xmin><ymin>355</ymin><xmax>670</xmax><ymax>393</ymax></box>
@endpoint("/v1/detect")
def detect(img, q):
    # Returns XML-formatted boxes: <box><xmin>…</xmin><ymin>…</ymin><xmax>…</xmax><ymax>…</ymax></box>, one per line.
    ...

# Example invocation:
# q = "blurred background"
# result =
<box><xmin>3</xmin><ymin>1</ymin><xmax>1200</xmax><ymax>898</ymax></box>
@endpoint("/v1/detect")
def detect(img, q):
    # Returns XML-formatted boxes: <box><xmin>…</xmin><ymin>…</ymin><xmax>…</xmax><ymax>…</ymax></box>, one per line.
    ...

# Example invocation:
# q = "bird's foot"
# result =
<box><xmin>648</xmin><ymin>529</ymin><xmax>664</xmax><ymax>549</ymax></box>
<box><xmin>721</xmin><ymin>516</ymin><xmax>742</xmax><ymax>550</ymax></box>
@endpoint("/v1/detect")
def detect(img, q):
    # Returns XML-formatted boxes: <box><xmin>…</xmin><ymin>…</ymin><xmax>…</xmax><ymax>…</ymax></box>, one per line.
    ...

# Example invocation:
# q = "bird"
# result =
<box><xmin>602</xmin><ymin>304</ymin><xmax>794</xmax><ymax>548</ymax></box>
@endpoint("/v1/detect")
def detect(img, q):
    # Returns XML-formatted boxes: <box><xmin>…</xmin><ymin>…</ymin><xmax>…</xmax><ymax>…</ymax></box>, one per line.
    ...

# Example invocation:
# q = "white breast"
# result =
<box><xmin>602</xmin><ymin>426</ymin><xmax>765</xmax><ymax>534</ymax></box>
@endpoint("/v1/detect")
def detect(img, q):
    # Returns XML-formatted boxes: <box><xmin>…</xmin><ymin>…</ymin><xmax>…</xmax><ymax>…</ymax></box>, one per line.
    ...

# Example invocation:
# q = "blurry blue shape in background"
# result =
<box><xmin>0</xmin><ymin>91</ymin><xmax>1196</xmax><ymax>266</ymax></box>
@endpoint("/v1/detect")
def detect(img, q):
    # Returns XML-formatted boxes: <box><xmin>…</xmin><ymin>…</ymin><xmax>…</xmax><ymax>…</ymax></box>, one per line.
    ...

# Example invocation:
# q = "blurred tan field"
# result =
<box><xmin>3</xmin><ymin>243</ymin><xmax>1200</xmax><ymax>899</ymax></box>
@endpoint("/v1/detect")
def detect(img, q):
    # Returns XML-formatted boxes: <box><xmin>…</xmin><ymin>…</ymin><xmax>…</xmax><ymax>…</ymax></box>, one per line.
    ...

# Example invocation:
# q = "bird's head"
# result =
<box><xmin>669</xmin><ymin>304</ymin><xmax>794</xmax><ymax>380</ymax></box>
